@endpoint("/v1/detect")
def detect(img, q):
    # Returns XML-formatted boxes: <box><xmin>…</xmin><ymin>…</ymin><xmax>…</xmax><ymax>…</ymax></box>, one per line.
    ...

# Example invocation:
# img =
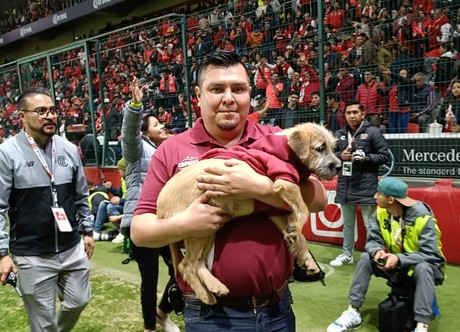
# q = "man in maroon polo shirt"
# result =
<box><xmin>131</xmin><ymin>52</ymin><xmax>326</xmax><ymax>331</ymax></box>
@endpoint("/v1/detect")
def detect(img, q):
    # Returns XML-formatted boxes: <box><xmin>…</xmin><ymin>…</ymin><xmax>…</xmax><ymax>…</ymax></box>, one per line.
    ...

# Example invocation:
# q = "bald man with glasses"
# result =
<box><xmin>0</xmin><ymin>87</ymin><xmax>94</xmax><ymax>332</ymax></box>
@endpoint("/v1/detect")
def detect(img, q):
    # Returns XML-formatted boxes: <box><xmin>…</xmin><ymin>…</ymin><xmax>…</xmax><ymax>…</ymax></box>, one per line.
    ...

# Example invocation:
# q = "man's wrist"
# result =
<box><xmin>0</xmin><ymin>249</ymin><xmax>9</xmax><ymax>258</ymax></box>
<box><xmin>83</xmin><ymin>230</ymin><xmax>93</xmax><ymax>238</ymax></box>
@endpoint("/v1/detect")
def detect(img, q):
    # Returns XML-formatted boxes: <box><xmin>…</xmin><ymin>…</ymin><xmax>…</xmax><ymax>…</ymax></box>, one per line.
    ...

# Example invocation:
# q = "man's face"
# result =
<box><xmin>20</xmin><ymin>93</ymin><xmax>57</xmax><ymax>139</ymax></box>
<box><xmin>339</xmin><ymin>67</ymin><xmax>348</xmax><ymax>76</ymax></box>
<box><xmin>288</xmin><ymin>95</ymin><xmax>299</xmax><ymax>106</ymax></box>
<box><xmin>195</xmin><ymin>64</ymin><xmax>250</xmax><ymax>139</ymax></box>
<box><xmin>364</xmin><ymin>71</ymin><xmax>374</xmax><ymax>83</ymax></box>
<box><xmin>345</xmin><ymin>104</ymin><xmax>365</xmax><ymax>129</ymax></box>
<box><xmin>374</xmin><ymin>191</ymin><xmax>390</xmax><ymax>208</ymax></box>
<box><xmin>414</xmin><ymin>75</ymin><xmax>425</xmax><ymax>89</ymax></box>
<box><xmin>356</xmin><ymin>36</ymin><xmax>364</xmax><ymax>46</ymax></box>
<box><xmin>311</xmin><ymin>95</ymin><xmax>320</xmax><ymax>107</ymax></box>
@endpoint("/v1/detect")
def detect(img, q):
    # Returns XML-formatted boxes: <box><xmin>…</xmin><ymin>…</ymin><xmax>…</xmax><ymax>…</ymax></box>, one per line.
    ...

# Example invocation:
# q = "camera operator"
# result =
<box><xmin>330</xmin><ymin>101</ymin><xmax>389</xmax><ymax>268</ymax></box>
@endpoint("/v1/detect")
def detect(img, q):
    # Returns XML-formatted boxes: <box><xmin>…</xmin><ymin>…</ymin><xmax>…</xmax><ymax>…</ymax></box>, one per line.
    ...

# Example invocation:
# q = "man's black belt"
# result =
<box><xmin>183</xmin><ymin>280</ymin><xmax>288</xmax><ymax>309</ymax></box>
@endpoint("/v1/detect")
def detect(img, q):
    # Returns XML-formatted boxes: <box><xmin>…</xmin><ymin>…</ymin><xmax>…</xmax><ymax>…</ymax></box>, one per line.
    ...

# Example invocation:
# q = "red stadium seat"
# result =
<box><xmin>407</xmin><ymin>123</ymin><xmax>420</xmax><ymax>133</ymax></box>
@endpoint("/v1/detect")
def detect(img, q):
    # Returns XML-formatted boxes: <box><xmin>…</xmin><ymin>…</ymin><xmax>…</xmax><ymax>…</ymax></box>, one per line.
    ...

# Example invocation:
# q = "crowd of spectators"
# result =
<box><xmin>0</xmin><ymin>0</ymin><xmax>85</xmax><ymax>34</ymax></box>
<box><xmin>1</xmin><ymin>0</ymin><xmax>460</xmax><ymax>145</ymax></box>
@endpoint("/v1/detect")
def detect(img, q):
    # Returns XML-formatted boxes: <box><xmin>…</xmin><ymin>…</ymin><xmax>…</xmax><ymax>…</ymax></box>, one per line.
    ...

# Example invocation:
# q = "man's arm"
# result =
<box><xmin>364</xmin><ymin>211</ymin><xmax>386</xmax><ymax>256</ymax></box>
<box><xmin>131</xmin><ymin>193</ymin><xmax>231</xmax><ymax>248</ymax></box>
<box><xmin>0</xmin><ymin>149</ymin><xmax>16</xmax><ymax>284</ymax></box>
<box><xmin>131</xmin><ymin>151</ymin><xmax>286</xmax><ymax>248</ymax></box>
<box><xmin>0</xmin><ymin>159</ymin><xmax>11</xmax><ymax>257</ymax></box>
<box><xmin>364</xmin><ymin>131</ymin><xmax>390</xmax><ymax>166</ymax></box>
<box><xmin>72</xmin><ymin>151</ymin><xmax>95</xmax><ymax>258</ymax></box>
<box><xmin>421</xmin><ymin>88</ymin><xmax>438</xmax><ymax>116</ymax></box>
<box><xmin>398</xmin><ymin>216</ymin><xmax>444</xmax><ymax>268</ymax></box>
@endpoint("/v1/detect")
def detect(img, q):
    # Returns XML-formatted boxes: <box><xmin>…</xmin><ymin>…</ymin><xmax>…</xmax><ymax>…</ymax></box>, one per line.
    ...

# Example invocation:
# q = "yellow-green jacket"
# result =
<box><xmin>365</xmin><ymin>201</ymin><xmax>445</xmax><ymax>283</ymax></box>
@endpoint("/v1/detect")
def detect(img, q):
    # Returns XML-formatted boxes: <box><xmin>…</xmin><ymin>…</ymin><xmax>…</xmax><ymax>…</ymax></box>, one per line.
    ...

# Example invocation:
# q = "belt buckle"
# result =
<box><xmin>251</xmin><ymin>294</ymin><xmax>274</xmax><ymax>308</ymax></box>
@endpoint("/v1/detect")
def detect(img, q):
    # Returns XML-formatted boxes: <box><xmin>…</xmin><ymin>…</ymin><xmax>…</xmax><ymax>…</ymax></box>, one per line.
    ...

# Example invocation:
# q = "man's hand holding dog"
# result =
<box><xmin>196</xmin><ymin>159</ymin><xmax>285</xmax><ymax>208</ymax></box>
<box><xmin>175</xmin><ymin>193</ymin><xmax>231</xmax><ymax>237</ymax></box>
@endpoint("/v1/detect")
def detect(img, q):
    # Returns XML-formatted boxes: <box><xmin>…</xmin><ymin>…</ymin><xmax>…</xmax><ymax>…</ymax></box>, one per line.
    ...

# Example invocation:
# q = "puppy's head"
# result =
<box><xmin>285</xmin><ymin>123</ymin><xmax>341</xmax><ymax>180</ymax></box>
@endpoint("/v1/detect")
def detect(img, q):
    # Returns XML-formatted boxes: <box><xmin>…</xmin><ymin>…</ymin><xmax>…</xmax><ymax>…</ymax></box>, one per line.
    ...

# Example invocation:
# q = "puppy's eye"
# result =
<box><xmin>314</xmin><ymin>145</ymin><xmax>326</xmax><ymax>153</ymax></box>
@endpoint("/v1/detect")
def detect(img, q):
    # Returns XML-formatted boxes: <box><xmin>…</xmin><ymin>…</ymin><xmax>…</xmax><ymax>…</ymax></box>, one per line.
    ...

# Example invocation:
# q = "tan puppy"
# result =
<box><xmin>157</xmin><ymin>123</ymin><xmax>341</xmax><ymax>304</ymax></box>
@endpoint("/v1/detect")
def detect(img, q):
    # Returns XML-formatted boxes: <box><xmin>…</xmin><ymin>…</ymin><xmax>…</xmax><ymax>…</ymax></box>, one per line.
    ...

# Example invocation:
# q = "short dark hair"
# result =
<box><xmin>345</xmin><ymin>100</ymin><xmax>365</xmax><ymax>112</ymax></box>
<box><xmin>17</xmin><ymin>87</ymin><xmax>51</xmax><ymax>111</ymax></box>
<box><xmin>327</xmin><ymin>92</ymin><xmax>340</xmax><ymax>101</ymax></box>
<box><xmin>197</xmin><ymin>51</ymin><xmax>249</xmax><ymax>87</ymax></box>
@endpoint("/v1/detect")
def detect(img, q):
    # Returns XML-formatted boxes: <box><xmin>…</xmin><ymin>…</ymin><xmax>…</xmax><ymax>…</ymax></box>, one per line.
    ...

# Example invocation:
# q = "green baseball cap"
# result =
<box><xmin>377</xmin><ymin>177</ymin><xmax>416</xmax><ymax>207</ymax></box>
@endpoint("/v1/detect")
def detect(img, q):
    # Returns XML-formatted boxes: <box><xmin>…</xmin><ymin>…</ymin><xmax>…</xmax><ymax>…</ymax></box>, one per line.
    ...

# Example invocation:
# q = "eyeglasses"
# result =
<box><xmin>21</xmin><ymin>107</ymin><xmax>58</xmax><ymax>118</ymax></box>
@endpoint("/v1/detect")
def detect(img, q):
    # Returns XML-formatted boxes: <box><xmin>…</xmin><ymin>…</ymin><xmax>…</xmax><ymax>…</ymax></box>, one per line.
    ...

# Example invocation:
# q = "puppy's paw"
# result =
<box><xmin>299</xmin><ymin>258</ymin><xmax>321</xmax><ymax>274</ymax></box>
<box><xmin>284</xmin><ymin>224</ymin><xmax>299</xmax><ymax>245</ymax></box>
<box><xmin>207</xmin><ymin>281</ymin><xmax>230</xmax><ymax>298</ymax></box>
<box><xmin>196</xmin><ymin>289</ymin><xmax>217</xmax><ymax>305</ymax></box>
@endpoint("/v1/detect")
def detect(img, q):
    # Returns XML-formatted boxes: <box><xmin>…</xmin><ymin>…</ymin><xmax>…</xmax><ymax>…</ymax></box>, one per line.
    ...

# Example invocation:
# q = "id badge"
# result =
<box><xmin>342</xmin><ymin>161</ymin><xmax>353</xmax><ymax>177</ymax></box>
<box><xmin>51</xmin><ymin>207</ymin><xmax>73</xmax><ymax>232</ymax></box>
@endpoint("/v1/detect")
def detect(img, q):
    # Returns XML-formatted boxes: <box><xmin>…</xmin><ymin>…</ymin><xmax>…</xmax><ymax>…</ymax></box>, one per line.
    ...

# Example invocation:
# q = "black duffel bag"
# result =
<box><xmin>378</xmin><ymin>292</ymin><xmax>416</xmax><ymax>332</ymax></box>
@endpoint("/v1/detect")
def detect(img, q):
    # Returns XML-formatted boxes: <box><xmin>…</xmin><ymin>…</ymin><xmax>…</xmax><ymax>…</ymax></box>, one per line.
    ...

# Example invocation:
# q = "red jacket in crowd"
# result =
<box><xmin>356</xmin><ymin>81</ymin><xmax>385</xmax><ymax>115</ymax></box>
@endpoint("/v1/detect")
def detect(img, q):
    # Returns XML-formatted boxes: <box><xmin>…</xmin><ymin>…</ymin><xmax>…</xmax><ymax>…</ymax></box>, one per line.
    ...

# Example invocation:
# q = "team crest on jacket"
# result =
<box><xmin>360</xmin><ymin>134</ymin><xmax>368</xmax><ymax>140</ymax></box>
<box><xmin>57</xmin><ymin>156</ymin><xmax>68</xmax><ymax>167</ymax></box>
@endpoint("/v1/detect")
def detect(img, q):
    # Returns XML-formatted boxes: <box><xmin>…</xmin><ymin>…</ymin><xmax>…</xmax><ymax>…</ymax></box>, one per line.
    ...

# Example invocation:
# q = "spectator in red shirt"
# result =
<box><xmin>298</xmin><ymin>71</ymin><xmax>320</xmax><ymax>108</ymax></box>
<box><xmin>221</xmin><ymin>39</ymin><xmax>235</xmax><ymax>52</ymax></box>
<box><xmin>429</xmin><ymin>9</ymin><xmax>450</xmax><ymax>50</ymax></box>
<box><xmin>157</xmin><ymin>106</ymin><xmax>172</xmax><ymax>125</ymax></box>
<box><xmin>335</xmin><ymin>63</ymin><xmax>355</xmax><ymax>103</ymax></box>
<box><xmin>355</xmin><ymin>70</ymin><xmax>386</xmax><ymax>129</ymax></box>
<box><xmin>326</xmin><ymin>1</ymin><xmax>345</xmax><ymax>31</ymax></box>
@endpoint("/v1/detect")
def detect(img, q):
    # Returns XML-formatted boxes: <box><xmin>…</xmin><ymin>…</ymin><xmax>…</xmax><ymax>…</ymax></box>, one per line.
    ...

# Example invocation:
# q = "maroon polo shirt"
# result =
<box><xmin>135</xmin><ymin>119</ymin><xmax>294</xmax><ymax>297</ymax></box>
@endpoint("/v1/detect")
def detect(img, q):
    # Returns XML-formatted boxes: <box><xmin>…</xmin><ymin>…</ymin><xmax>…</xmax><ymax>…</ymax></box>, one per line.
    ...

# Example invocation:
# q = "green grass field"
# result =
<box><xmin>0</xmin><ymin>241</ymin><xmax>458</xmax><ymax>331</ymax></box>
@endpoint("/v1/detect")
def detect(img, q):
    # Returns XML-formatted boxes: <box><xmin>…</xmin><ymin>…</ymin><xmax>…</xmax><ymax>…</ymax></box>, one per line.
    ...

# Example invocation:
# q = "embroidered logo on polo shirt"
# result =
<box><xmin>57</xmin><ymin>156</ymin><xmax>68</xmax><ymax>167</ymax></box>
<box><xmin>178</xmin><ymin>156</ymin><xmax>198</xmax><ymax>171</ymax></box>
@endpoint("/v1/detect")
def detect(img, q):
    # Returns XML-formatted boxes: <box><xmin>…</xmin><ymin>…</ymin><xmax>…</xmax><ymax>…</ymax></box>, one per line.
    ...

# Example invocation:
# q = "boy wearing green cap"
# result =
<box><xmin>327</xmin><ymin>177</ymin><xmax>445</xmax><ymax>332</ymax></box>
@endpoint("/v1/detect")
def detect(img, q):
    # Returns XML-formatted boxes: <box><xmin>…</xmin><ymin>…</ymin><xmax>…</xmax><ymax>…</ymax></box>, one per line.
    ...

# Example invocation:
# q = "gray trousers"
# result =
<box><xmin>349</xmin><ymin>252</ymin><xmax>436</xmax><ymax>324</ymax></box>
<box><xmin>340</xmin><ymin>204</ymin><xmax>375</xmax><ymax>257</ymax></box>
<box><xmin>13</xmin><ymin>240</ymin><xmax>91</xmax><ymax>332</ymax></box>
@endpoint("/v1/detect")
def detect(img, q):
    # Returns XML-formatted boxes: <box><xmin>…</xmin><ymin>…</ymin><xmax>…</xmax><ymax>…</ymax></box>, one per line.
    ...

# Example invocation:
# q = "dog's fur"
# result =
<box><xmin>157</xmin><ymin>123</ymin><xmax>341</xmax><ymax>304</ymax></box>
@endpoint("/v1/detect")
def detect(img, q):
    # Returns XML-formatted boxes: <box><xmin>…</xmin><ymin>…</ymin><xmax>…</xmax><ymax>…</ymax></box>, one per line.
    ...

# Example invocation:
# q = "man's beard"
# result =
<box><xmin>217</xmin><ymin>120</ymin><xmax>238</xmax><ymax>131</ymax></box>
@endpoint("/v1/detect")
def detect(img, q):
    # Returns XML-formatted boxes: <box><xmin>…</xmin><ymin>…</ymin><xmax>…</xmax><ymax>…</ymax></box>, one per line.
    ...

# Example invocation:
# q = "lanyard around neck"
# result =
<box><xmin>347</xmin><ymin>121</ymin><xmax>364</xmax><ymax>149</ymax></box>
<box><xmin>25</xmin><ymin>132</ymin><xmax>59</xmax><ymax>207</ymax></box>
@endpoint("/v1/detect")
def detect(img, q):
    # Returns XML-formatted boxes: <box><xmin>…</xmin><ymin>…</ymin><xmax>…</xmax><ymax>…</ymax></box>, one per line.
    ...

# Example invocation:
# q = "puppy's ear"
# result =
<box><xmin>288</xmin><ymin>129</ymin><xmax>312</xmax><ymax>160</ymax></box>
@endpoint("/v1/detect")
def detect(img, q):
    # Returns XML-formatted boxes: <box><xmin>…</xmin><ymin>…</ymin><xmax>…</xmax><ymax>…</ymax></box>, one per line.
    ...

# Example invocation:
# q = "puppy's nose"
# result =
<box><xmin>330</xmin><ymin>162</ymin><xmax>342</xmax><ymax>172</ymax></box>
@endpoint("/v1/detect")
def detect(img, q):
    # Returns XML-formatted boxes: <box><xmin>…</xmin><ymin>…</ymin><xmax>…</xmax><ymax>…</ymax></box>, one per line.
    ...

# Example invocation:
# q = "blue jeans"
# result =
<box><xmin>183</xmin><ymin>287</ymin><xmax>295</xmax><ymax>332</ymax></box>
<box><xmin>94</xmin><ymin>200</ymin><xmax>123</xmax><ymax>232</ymax></box>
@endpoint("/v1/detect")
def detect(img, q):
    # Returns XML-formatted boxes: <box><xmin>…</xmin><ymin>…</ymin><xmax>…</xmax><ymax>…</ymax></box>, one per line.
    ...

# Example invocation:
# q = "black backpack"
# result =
<box><xmin>378</xmin><ymin>291</ymin><xmax>416</xmax><ymax>332</ymax></box>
